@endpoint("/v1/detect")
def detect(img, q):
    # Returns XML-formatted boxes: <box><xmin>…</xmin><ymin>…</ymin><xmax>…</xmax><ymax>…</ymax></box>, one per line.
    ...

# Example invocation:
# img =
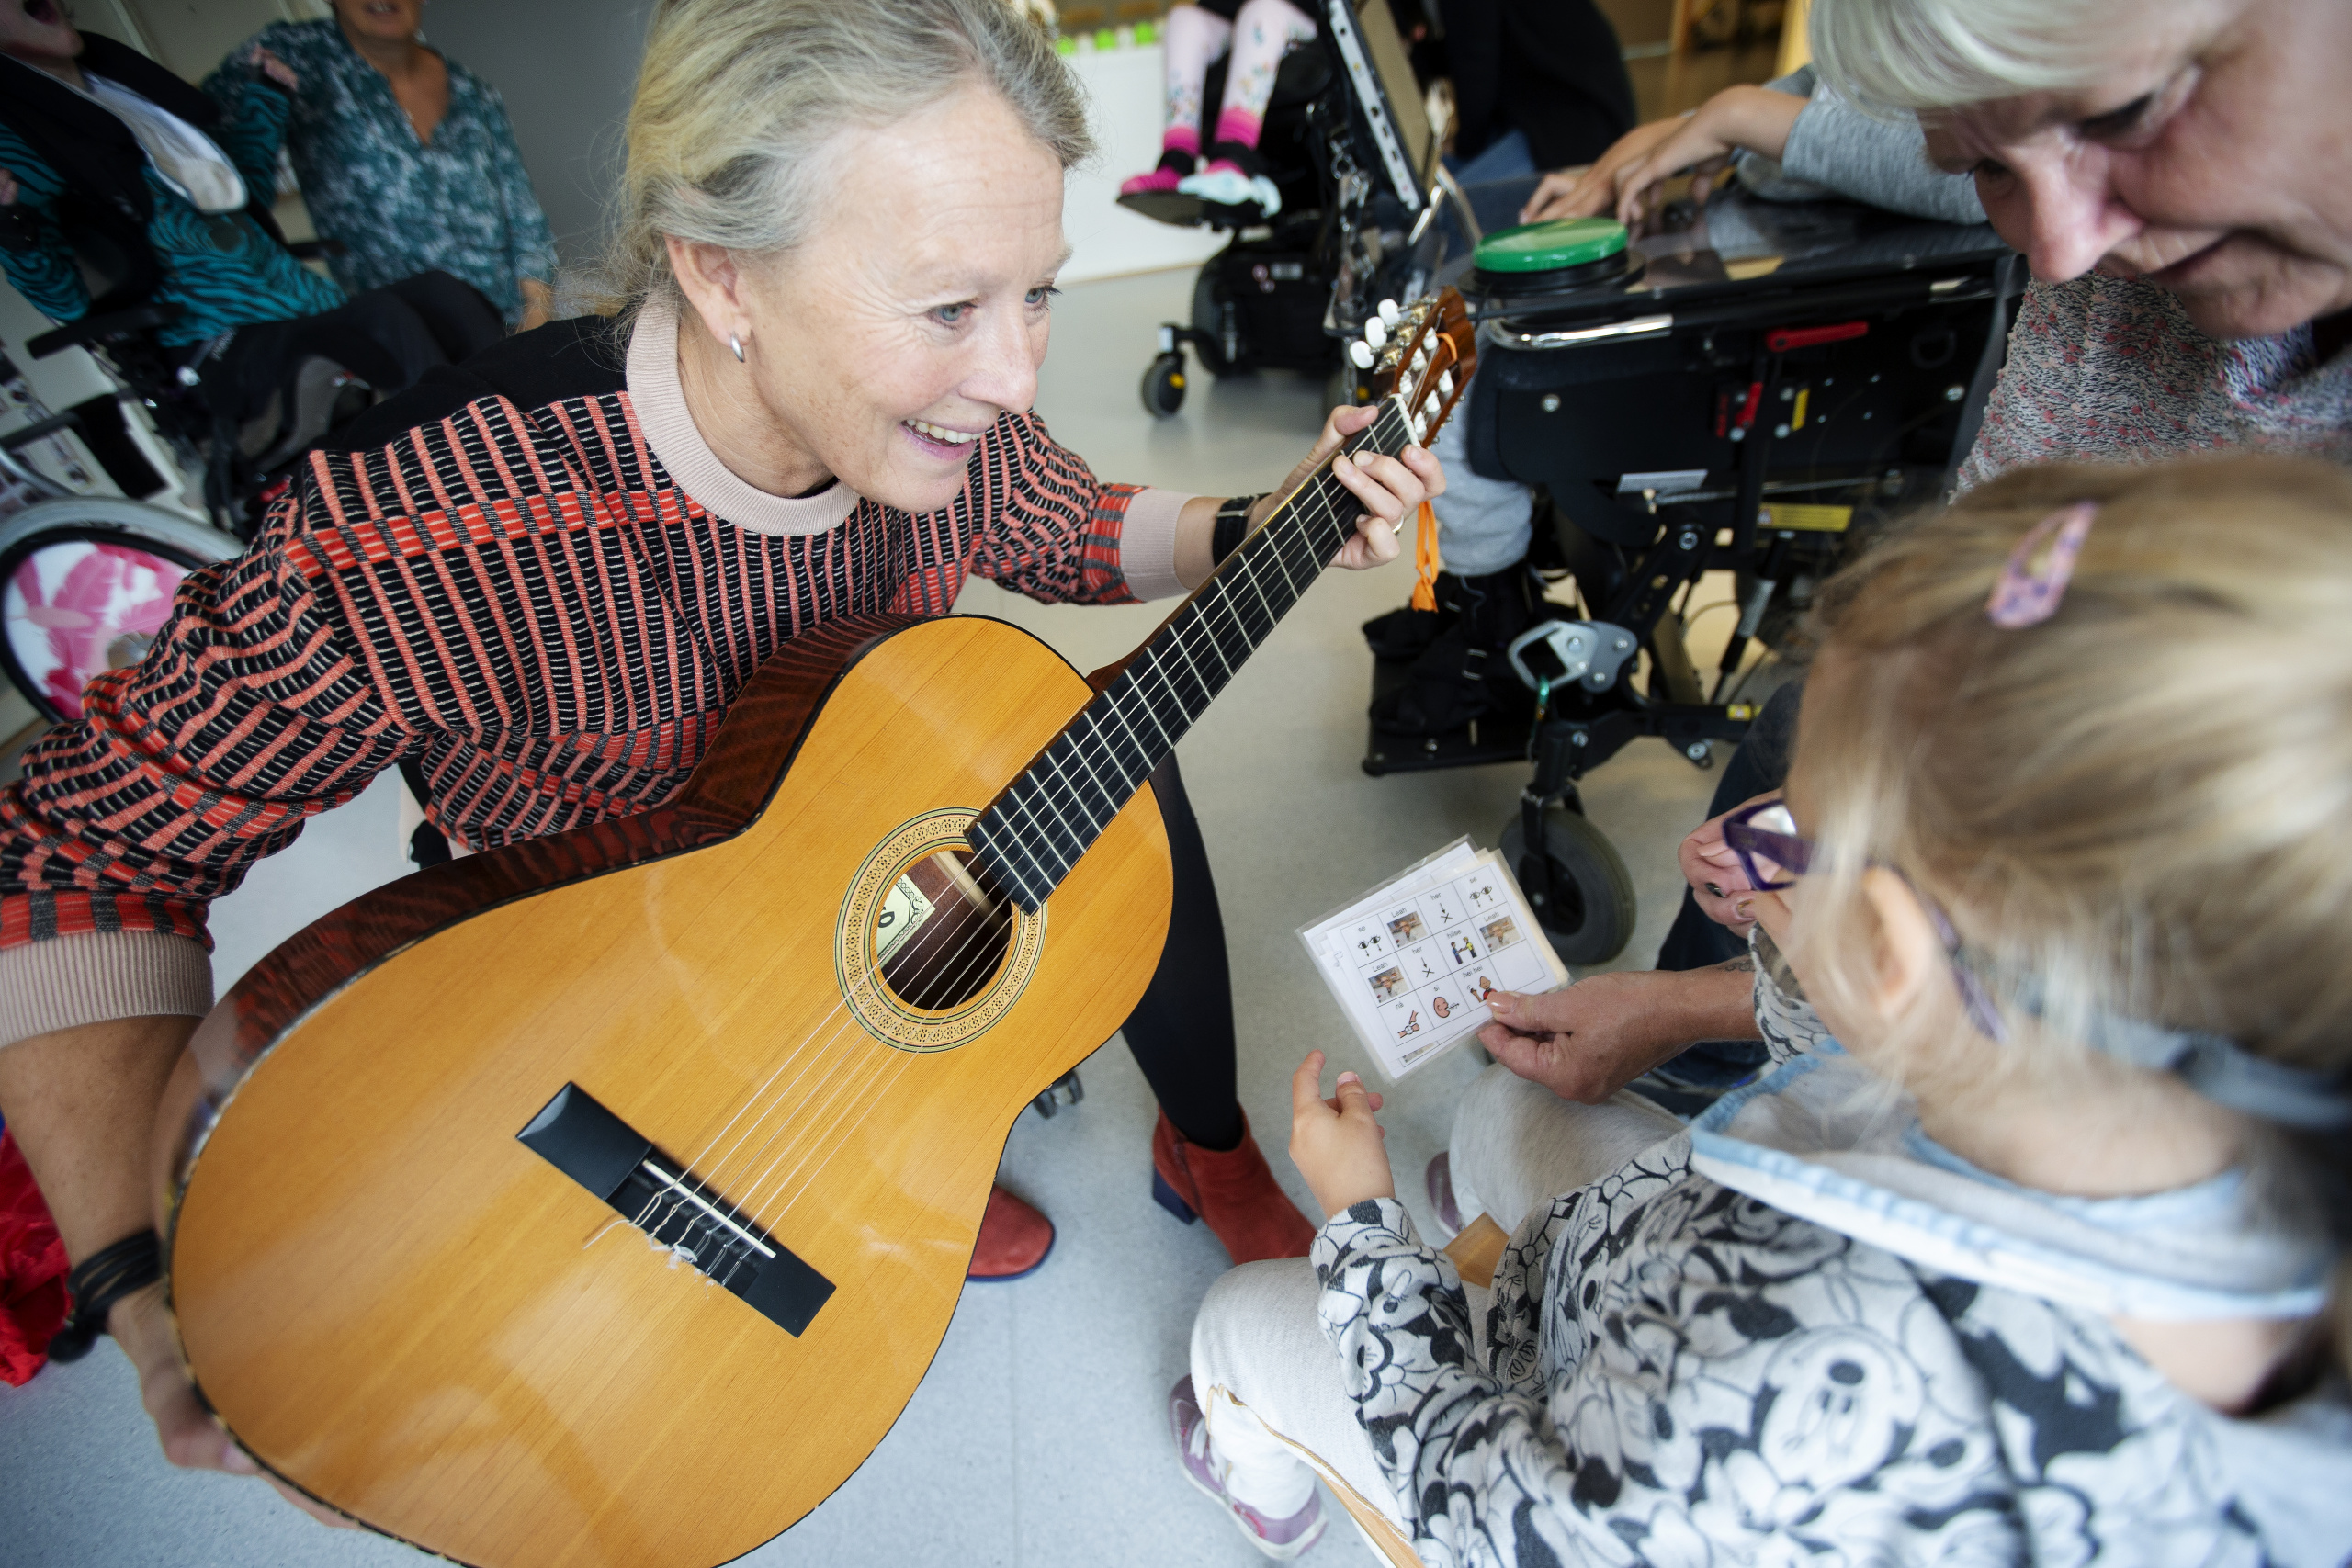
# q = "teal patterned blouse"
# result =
<box><xmin>0</xmin><ymin>77</ymin><xmax>342</xmax><ymax>348</ymax></box>
<box><xmin>207</xmin><ymin>20</ymin><xmax>558</xmax><ymax>327</ymax></box>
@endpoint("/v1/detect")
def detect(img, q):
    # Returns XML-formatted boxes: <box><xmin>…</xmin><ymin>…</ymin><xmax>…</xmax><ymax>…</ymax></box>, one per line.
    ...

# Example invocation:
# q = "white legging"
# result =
<box><xmin>1159</xmin><ymin>0</ymin><xmax>1317</xmax><ymax>155</ymax></box>
<box><xmin>1186</xmin><ymin>1066</ymin><xmax>1683</xmax><ymax>1540</ymax></box>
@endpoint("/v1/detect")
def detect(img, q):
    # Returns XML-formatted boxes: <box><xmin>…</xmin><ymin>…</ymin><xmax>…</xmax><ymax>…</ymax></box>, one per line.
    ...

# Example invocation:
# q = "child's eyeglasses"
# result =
<box><xmin>1721</xmin><ymin>796</ymin><xmax>2011</xmax><ymax>1040</ymax></box>
<box><xmin>1722</xmin><ymin>797</ymin><xmax>1811</xmax><ymax>890</ymax></box>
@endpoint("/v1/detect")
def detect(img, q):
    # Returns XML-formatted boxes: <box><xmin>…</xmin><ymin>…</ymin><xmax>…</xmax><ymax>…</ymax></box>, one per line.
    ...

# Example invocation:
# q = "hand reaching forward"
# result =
<box><xmin>1681</xmin><ymin>789</ymin><xmax>1782</xmax><ymax>931</ymax></box>
<box><xmin>1520</xmin><ymin>85</ymin><xmax>1808</xmax><ymax>227</ymax></box>
<box><xmin>1288</xmin><ymin>1050</ymin><xmax>1394</xmax><ymax>1221</ymax></box>
<box><xmin>245</xmin><ymin>45</ymin><xmax>299</xmax><ymax>92</ymax></box>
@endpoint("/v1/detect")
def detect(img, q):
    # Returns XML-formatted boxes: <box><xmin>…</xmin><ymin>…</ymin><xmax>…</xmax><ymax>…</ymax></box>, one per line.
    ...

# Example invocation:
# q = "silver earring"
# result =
<box><xmin>729</xmin><ymin>333</ymin><xmax>746</xmax><ymax>363</ymax></box>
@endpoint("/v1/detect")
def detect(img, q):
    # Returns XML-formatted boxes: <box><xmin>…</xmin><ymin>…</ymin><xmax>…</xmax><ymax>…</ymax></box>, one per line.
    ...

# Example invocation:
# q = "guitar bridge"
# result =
<box><xmin>518</xmin><ymin>1084</ymin><xmax>835</xmax><ymax>1336</ymax></box>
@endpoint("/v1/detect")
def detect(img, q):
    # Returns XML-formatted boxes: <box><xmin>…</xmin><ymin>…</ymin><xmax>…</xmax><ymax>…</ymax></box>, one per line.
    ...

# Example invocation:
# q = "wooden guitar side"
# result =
<box><xmin>162</xmin><ymin>614</ymin><xmax>1173</xmax><ymax>1568</ymax></box>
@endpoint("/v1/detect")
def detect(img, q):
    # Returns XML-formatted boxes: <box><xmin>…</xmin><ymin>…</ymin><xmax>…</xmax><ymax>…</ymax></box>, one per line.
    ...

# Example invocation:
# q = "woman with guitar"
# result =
<box><xmin>0</xmin><ymin>0</ymin><xmax>1439</xmax><ymax>1523</ymax></box>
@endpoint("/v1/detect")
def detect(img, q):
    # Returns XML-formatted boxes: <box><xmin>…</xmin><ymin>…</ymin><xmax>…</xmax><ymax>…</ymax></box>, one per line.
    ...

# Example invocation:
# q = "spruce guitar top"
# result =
<box><xmin>156</xmin><ymin>293</ymin><xmax>1476</xmax><ymax>1567</ymax></box>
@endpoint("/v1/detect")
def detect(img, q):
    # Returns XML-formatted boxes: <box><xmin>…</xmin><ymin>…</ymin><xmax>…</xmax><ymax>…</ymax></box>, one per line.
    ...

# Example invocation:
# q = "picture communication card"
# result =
<box><xmin>1297</xmin><ymin>837</ymin><xmax>1570</xmax><ymax>1083</ymax></box>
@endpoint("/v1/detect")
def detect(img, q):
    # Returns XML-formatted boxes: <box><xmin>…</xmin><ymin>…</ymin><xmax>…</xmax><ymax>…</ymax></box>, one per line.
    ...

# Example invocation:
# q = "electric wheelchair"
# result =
<box><xmin>1362</xmin><ymin>191</ymin><xmax>2021</xmax><ymax>964</ymax></box>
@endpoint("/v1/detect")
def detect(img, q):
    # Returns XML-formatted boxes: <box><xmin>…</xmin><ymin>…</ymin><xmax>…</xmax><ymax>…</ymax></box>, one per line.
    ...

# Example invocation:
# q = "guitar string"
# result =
<box><xmin>620</xmin><ymin>883</ymin><xmax>1023</xmax><ymax>1250</ymax></box>
<box><xmin>669</xmin><ymin>390</ymin><xmax>1437</xmax><ymax>1280</ymax></box>
<box><xmin>965</xmin><ymin>399</ymin><xmax>1418</xmax><ymax>903</ymax></box>
<box><xmin>730</xmin><ymin>404</ymin><xmax>1424</xmax><ymax>1253</ymax></box>
<box><xmin>622</xmin><ymin>371</ymin><xmax>1449</xmax><ymax>1274</ymax></box>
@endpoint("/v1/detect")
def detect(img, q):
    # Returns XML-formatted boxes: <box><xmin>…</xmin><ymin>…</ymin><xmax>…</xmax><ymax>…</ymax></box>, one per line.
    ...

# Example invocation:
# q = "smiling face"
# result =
<box><xmin>333</xmin><ymin>0</ymin><xmax>424</xmax><ymax>45</ymax></box>
<box><xmin>690</xmin><ymin>85</ymin><xmax>1069</xmax><ymax>516</ymax></box>
<box><xmin>1920</xmin><ymin>0</ymin><xmax>2352</xmax><ymax>340</ymax></box>
<box><xmin>0</xmin><ymin>0</ymin><xmax>82</xmax><ymax>72</ymax></box>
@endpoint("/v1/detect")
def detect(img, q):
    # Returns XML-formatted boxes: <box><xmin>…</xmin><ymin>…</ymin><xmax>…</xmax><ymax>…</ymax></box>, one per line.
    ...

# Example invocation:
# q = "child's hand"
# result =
<box><xmin>1681</xmin><ymin>789</ymin><xmax>1781</xmax><ymax>930</ymax></box>
<box><xmin>1288</xmin><ymin>1050</ymin><xmax>1394</xmax><ymax>1221</ymax></box>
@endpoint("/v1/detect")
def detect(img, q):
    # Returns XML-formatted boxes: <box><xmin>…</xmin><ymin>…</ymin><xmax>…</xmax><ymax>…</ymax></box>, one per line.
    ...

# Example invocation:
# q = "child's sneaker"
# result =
<box><xmin>1121</xmin><ymin>147</ymin><xmax>1196</xmax><ymax>197</ymax></box>
<box><xmin>1177</xmin><ymin>159</ymin><xmax>1283</xmax><ymax>217</ymax></box>
<box><xmin>1169</xmin><ymin>1375</ymin><xmax>1327</xmax><ymax>1559</ymax></box>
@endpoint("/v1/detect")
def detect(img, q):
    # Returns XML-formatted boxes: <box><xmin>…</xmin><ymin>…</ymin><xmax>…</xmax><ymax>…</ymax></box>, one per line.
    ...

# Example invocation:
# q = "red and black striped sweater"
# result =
<box><xmin>0</xmin><ymin>304</ymin><xmax>1195</xmax><ymax>1042</ymax></box>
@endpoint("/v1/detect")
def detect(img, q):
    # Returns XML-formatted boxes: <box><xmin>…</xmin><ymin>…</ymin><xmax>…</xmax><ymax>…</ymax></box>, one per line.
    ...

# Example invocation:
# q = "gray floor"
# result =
<box><xmin>0</xmin><ymin>270</ymin><xmax>1743</xmax><ymax>1568</ymax></box>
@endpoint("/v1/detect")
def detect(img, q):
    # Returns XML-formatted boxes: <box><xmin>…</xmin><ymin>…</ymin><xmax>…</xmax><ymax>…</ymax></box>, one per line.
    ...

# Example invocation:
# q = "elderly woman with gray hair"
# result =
<box><xmin>1476</xmin><ymin>0</ymin><xmax>2352</xmax><ymax>1118</ymax></box>
<box><xmin>0</xmin><ymin>0</ymin><xmax>1440</xmax><ymax>1514</ymax></box>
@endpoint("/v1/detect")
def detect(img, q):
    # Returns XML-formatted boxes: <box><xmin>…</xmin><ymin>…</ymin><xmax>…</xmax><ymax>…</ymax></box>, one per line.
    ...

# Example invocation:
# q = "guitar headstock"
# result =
<box><xmin>1347</xmin><ymin>288</ymin><xmax>1478</xmax><ymax>448</ymax></box>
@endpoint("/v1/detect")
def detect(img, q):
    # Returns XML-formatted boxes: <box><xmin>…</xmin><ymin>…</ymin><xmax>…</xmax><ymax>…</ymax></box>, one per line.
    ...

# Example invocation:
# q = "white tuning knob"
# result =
<box><xmin>1423</xmin><ymin>392</ymin><xmax>1442</xmax><ymax>418</ymax></box>
<box><xmin>1347</xmin><ymin>339</ymin><xmax>1375</xmax><ymax>369</ymax></box>
<box><xmin>1377</xmin><ymin>299</ymin><xmax>1401</xmax><ymax>328</ymax></box>
<box><xmin>1410</xmin><ymin>413</ymin><xmax>1429</xmax><ymax>443</ymax></box>
<box><xmin>1438</xmin><ymin>369</ymin><xmax>1455</xmax><ymax>398</ymax></box>
<box><xmin>1363</xmin><ymin>316</ymin><xmax>1387</xmax><ymax>350</ymax></box>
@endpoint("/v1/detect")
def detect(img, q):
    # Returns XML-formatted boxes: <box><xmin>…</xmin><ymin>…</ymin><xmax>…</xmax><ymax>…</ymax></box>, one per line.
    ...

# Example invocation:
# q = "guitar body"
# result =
<box><xmin>161</xmin><ymin>614</ymin><xmax>1173</xmax><ymax>1568</ymax></box>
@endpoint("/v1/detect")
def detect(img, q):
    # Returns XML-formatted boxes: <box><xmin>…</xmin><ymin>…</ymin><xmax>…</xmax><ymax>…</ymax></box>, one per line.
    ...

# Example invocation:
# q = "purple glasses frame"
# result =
<box><xmin>1718</xmin><ymin>796</ymin><xmax>2009</xmax><ymax>1040</ymax></box>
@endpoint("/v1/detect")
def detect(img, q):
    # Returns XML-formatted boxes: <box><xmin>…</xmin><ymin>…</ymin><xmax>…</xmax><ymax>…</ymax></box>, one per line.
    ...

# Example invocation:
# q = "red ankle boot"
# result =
<box><xmin>1151</xmin><ymin>1111</ymin><xmax>1316</xmax><ymax>1264</ymax></box>
<box><xmin>967</xmin><ymin>1182</ymin><xmax>1054</xmax><ymax>1281</ymax></box>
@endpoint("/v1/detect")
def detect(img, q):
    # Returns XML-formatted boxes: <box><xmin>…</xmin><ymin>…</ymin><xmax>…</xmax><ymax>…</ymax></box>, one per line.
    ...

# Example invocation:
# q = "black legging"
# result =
<box><xmin>1120</xmin><ymin>756</ymin><xmax>1245</xmax><ymax>1151</ymax></box>
<box><xmin>215</xmin><ymin>269</ymin><xmax>505</xmax><ymax>422</ymax></box>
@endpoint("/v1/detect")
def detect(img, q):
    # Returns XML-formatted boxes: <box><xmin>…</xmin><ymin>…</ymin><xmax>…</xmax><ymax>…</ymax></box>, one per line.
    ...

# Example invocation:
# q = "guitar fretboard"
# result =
<box><xmin>968</xmin><ymin>398</ymin><xmax>1416</xmax><ymax>911</ymax></box>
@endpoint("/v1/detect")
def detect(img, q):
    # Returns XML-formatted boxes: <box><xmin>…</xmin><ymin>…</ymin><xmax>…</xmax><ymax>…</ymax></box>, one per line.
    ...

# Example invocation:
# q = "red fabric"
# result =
<box><xmin>0</xmin><ymin>1128</ymin><xmax>71</xmax><ymax>1385</ymax></box>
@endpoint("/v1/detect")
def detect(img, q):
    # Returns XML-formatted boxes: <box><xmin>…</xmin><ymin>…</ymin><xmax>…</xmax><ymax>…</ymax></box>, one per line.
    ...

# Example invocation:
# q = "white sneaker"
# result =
<box><xmin>1177</xmin><ymin>164</ymin><xmax>1283</xmax><ymax>218</ymax></box>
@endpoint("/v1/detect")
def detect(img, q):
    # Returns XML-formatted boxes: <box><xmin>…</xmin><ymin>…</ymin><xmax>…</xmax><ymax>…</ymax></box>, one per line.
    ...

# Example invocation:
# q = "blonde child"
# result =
<box><xmin>1173</xmin><ymin>455</ymin><xmax>2352</xmax><ymax>1562</ymax></box>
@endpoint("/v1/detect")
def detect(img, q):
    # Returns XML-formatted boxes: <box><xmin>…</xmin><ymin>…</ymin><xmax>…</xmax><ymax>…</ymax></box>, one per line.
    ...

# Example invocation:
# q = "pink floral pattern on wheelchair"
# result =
<box><xmin>5</xmin><ymin>542</ymin><xmax>184</xmax><ymax>721</ymax></box>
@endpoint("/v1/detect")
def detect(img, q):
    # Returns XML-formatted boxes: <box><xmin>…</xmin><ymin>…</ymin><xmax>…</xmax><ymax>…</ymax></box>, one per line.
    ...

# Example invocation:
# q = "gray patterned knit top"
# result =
<box><xmin>1962</xmin><ymin>273</ymin><xmax>2352</xmax><ymax>488</ymax></box>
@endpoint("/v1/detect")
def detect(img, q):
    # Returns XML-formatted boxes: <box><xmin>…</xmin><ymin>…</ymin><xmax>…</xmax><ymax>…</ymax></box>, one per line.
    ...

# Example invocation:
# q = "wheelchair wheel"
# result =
<box><xmin>1140</xmin><ymin>353</ymin><xmax>1188</xmax><ymax>418</ymax></box>
<box><xmin>0</xmin><ymin>498</ymin><xmax>240</xmax><ymax>724</ymax></box>
<box><xmin>1500</xmin><ymin>804</ymin><xmax>1636</xmax><ymax>966</ymax></box>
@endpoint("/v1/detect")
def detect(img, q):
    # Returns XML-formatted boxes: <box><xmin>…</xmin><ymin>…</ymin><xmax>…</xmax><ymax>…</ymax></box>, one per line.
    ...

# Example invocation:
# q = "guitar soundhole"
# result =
<box><xmin>876</xmin><ymin>849</ymin><xmax>1014</xmax><ymax>1012</ymax></box>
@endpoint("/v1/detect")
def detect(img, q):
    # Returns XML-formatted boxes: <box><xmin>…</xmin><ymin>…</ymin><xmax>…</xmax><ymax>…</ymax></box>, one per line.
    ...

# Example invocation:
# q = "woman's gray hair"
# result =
<box><xmin>1810</xmin><ymin>0</ymin><xmax>2142</xmax><ymax>114</ymax></box>
<box><xmin>601</xmin><ymin>0</ymin><xmax>1091</xmax><ymax>317</ymax></box>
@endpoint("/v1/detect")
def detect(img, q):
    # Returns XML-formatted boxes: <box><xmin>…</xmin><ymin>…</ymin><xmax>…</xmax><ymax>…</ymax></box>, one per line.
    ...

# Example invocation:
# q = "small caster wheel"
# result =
<box><xmin>1140</xmin><ymin>352</ymin><xmax>1187</xmax><ymax>418</ymax></box>
<box><xmin>1500</xmin><ymin>805</ymin><xmax>1636</xmax><ymax>966</ymax></box>
<box><xmin>1030</xmin><ymin>1068</ymin><xmax>1085</xmax><ymax>1119</ymax></box>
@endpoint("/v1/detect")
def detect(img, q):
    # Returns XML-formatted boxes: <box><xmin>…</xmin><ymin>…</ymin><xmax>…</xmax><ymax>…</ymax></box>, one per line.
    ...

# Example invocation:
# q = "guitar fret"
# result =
<box><xmin>971</xmin><ymin>395</ymin><xmax>1442</xmax><ymax>911</ymax></box>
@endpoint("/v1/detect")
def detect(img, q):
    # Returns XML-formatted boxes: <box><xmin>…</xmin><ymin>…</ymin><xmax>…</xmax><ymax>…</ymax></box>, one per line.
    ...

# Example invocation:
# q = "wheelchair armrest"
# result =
<box><xmin>26</xmin><ymin>303</ymin><xmax>181</xmax><ymax>360</ymax></box>
<box><xmin>0</xmin><ymin>409</ymin><xmax>82</xmax><ymax>452</ymax></box>
<box><xmin>285</xmin><ymin>238</ymin><xmax>347</xmax><ymax>261</ymax></box>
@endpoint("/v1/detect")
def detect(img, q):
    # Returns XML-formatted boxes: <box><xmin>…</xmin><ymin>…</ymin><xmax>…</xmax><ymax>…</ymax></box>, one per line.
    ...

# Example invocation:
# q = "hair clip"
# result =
<box><xmin>1985</xmin><ymin>502</ymin><xmax>2097</xmax><ymax>629</ymax></box>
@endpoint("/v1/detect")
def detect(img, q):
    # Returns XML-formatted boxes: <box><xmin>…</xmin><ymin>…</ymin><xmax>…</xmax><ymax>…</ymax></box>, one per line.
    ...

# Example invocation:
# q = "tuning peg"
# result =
<box><xmin>1438</xmin><ymin>369</ymin><xmax>1454</xmax><ymax>398</ymax></box>
<box><xmin>1423</xmin><ymin>392</ymin><xmax>1441</xmax><ymax>418</ymax></box>
<box><xmin>1377</xmin><ymin>299</ymin><xmax>1401</xmax><ymax>328</ymax></box>
<box><xmin>1348</xmin><ymin>339</ymin><xmax>1374</xmax><ymax>369</ymax></box>
<box><xmin>1363</xmin><ymin>316</ymin><xmax>1387</xmax><ymax>350</ymax></box>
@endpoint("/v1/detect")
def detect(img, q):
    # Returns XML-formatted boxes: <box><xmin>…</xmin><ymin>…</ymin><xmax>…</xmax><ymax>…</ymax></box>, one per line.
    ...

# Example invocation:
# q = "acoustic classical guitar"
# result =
<box><xmin>154</xmin><ymin>291</ymin><xmax>1476</xmax><ymax>1567</ymax></box>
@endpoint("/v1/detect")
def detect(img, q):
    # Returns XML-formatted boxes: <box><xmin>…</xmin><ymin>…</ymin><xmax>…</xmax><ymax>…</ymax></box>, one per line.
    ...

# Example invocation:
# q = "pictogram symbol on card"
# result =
<box><xmin>1298</xmin><ymin>838</ymin><xmax>1571</xmax><ymax>1082</ymax></box>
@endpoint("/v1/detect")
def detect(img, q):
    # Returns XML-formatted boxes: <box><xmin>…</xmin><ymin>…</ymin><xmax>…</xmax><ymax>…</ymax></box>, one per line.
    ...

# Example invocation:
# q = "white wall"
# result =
<box><xmin>1057</xmin><ymin>39</ymin><xmax>1224</xmax><ymax>284</ymax></box>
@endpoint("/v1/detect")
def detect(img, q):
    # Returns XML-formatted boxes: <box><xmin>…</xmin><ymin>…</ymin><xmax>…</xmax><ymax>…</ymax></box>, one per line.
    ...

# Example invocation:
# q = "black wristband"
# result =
<box><xmin>1211</xmin><ymin>493</ymin><xmax>1264</xmax><ymax>565</ymax></box>
<box><xmin>47</xmin><ymin>1228</ymin><xmax>163</xmax><ymax>1364</ymax></box>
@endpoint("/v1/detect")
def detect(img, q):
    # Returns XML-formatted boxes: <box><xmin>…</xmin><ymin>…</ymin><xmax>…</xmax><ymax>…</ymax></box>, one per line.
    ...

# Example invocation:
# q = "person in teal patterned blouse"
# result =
<box><xmin>209</xmin><ymin>0</ymin><xmax>559</xmax><ymax>332</ymax></box>
<box><xmin>0</xmin><ymin>26</ymin><xmax>340</xmax><ymax>349</ymax></box>
<box><xmin>1</xmin><ymin>4</ymin><xmax>506</xmax><ymax>443</ymax></box>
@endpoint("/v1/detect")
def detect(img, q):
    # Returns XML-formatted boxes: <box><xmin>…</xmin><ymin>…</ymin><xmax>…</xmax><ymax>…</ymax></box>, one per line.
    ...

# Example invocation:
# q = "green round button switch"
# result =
<box><xmin>1472</xmin><ymin>217</ymin><xmax>1630</xmax><ymax>274</ymax></box>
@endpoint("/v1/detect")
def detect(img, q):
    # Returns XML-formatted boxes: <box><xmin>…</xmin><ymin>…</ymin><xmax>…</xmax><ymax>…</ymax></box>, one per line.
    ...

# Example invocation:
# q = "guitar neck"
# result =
<box><xmin>968</xmin><ymin>395</ymin><xmax>1419</xmax><ymax>911</ymax></box>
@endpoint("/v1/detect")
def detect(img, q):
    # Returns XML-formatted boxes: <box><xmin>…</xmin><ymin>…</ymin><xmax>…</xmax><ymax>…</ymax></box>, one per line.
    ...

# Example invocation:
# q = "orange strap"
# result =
<box><xmin>1409</xmin><ymin>500</ymin><xmax>1440</xmax><ymax>612</ymax></box>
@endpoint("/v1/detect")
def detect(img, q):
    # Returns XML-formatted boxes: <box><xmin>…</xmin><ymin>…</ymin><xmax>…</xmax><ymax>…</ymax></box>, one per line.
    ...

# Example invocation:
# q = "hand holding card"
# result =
<box><xmin>1298</xmin><ymin>837</ymin><xmax>1570</xmax><ymax>1082</ymax></box>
